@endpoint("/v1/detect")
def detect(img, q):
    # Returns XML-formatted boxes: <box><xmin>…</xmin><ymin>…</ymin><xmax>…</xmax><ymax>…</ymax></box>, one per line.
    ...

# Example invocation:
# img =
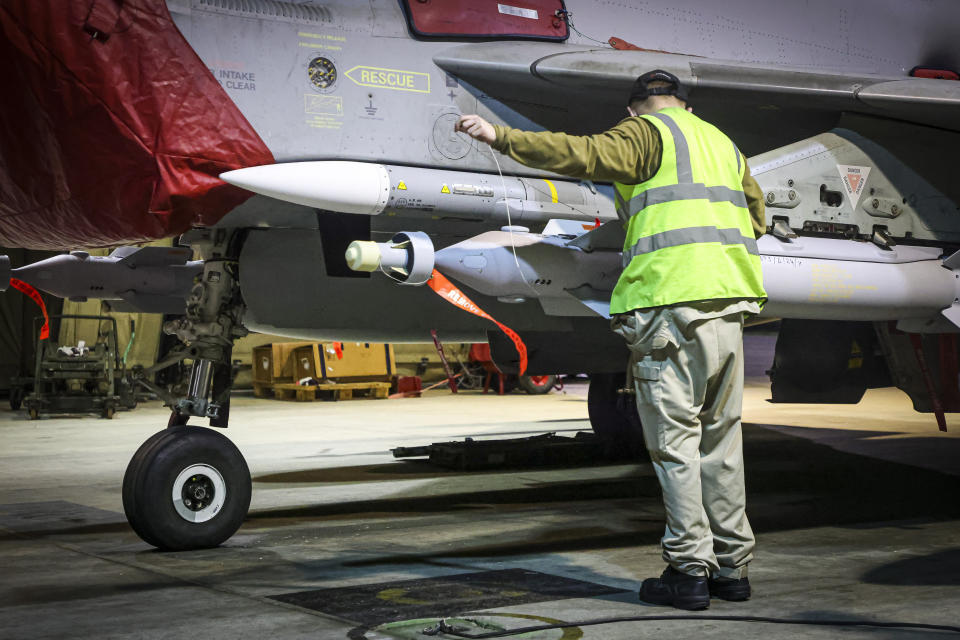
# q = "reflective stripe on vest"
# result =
<box><xmin>623</xmin><ymin>183</ymin><xmax>747</xmax><ymax>216</ymax></box>
<box><xmin>621</xmin><ymin>226</ymin><xmax>759</xmax><ymax>267</ymax></box>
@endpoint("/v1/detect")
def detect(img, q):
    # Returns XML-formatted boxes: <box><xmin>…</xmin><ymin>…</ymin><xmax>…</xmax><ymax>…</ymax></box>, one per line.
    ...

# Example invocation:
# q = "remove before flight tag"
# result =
<box><xmin>427</xmin><ymin>269</ymin><xmax>528</xmax><ymax>375</ymax></box>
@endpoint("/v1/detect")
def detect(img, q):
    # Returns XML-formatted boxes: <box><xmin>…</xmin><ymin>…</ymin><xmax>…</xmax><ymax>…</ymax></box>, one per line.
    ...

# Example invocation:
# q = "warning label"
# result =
<box><xmin>836</xmin><ymin>164</ymin><xmax>871</xmax><ymax>208</ymax></box>
<box><xmin>345</xmin><ymin>66</ymin><xmax>431</xmax><ymax>93</ymax></box>
<box><xmin>304</xmin><ymin>94</ymin><xmax>342</xmax><ymax>115</ymax></box>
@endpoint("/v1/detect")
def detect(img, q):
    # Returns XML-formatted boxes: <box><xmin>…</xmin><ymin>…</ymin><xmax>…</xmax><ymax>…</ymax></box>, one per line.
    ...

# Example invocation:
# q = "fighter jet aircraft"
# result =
<box><xmin>2</xmin><ymin>0</ymin><xmax>959</xmax><ymax>550</ymax></box>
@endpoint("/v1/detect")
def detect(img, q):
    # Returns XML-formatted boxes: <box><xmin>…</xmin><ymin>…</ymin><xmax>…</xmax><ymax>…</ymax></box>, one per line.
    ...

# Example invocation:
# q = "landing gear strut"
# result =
<box><xmin>123</xmin><ymin>229</ymin><xmax>251</xmax><ymax>550</ymax></box>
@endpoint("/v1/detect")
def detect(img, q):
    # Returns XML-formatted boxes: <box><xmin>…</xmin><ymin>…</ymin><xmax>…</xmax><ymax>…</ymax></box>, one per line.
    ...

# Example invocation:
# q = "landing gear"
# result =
<box><xmin>587</xmin><ymin>372</ymin><xmax>646</xmax><ymax>459</ymax></box>
<box><xmin>122</xmin><ymin>426</ymin><xmax>251</xmax><ymax>550</ymax></box>
<box><xmin>123</xmin><ymin>229</ymin><xmax>252</xmax><ymax>549</ymax></box>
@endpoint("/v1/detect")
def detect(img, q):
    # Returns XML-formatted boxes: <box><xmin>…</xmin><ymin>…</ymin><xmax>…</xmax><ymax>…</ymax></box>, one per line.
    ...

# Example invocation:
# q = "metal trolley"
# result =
<box><xmin>17</xmin><ymin>315</ymin><xmax>135</xmax><ymax>419</ymax></box>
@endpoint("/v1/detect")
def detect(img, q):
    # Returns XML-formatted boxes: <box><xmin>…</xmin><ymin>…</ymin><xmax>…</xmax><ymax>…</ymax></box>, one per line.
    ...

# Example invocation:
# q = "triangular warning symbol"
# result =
<box><xmin>440</xmin><ymin>184</ymin><xmax>450</xmax><ymax>194</ymax></box>
<box><xmin>397</xmin><ymin>181</ymin><xmax>407</xmax><ymax>190</ymax></box>
<box><xmin>836</xmin><ymin>164</ymin><xmax>871</xmax><ymax>208</ymax></box>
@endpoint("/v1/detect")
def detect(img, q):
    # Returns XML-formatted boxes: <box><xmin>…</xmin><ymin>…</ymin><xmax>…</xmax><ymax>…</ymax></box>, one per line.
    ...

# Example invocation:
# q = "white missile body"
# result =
<box><xmin>221</xmin><ymin>161</ymin><xmax>391</xmax><ymax>215</ymax></box>
<box><xmin>221</xmin><ymin>161</ymin><xmax>611</xmax><ymax>224</ymax></box>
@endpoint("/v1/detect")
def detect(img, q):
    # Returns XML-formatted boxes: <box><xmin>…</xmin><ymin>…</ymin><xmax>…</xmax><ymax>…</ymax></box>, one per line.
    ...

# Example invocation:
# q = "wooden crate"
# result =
<box><xmin>252</xmin><ymin>342</ymin><xmax>316</xmax><ymax>384</ymax></box>
<box><xmin>266</xmin><ymin>381</ymin><xmax>391</xmax><ymax>402</ymax></box>
<box><xmin>292</xmin><ymin>342</ymin><xmax>396</xmax><ymax>382</ymax></box>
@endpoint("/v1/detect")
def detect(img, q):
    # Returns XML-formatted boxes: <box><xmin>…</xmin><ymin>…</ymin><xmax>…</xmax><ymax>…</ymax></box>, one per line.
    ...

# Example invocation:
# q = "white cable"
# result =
<box><xmin>487</xmin><ymin>142</ymin><xmax>539</xmax><ymax>297</ymax></box>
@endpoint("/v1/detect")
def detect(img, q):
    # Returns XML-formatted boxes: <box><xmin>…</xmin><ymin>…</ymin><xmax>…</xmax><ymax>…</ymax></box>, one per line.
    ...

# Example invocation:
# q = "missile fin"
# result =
<box><xmin>565</xmin><ymin>284</ymin><xmax>613</xmax><ymax>318</ymax></box>
<box><xmin>566</xmin><ymin>220</ymin><xmax>625</xmax><ymax>252</ymax></box>
<box><xmin>115</xmin><ymin>246</ymin><xmax>192</xmax><ymax>268</ymax></box>
<box><xmin>941</xmin><ymin>303</ymin><xmax>960</xmax><ymax>330</ymax></box>
<box><xmin>114</xmin><ymin>292</ymin><xmax>188</xmax><ymax>314</ymax></box>
<box><xmin>944</xmin><ymin>249</ymin><xmax>960</xmax><ymax>271</ymax></box>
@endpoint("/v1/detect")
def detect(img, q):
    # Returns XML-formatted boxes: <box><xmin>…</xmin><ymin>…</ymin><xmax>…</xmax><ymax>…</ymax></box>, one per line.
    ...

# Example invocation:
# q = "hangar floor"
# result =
<box><xmin>1</xmin><ymin>336</ymin><xmax>959</xmax><ymax>639</ymax></box>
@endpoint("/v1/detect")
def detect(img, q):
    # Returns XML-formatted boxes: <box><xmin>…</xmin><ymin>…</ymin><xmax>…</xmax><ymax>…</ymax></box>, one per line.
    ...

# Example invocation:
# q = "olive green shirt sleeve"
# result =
<box><xmin>491</xmin><ymin>117</ymin><xmax>662</xmax><ymax>184</ymax></box>
<box><xmin>741</xmin><ymin>161</ymin><xmax>767</xmax><ymax>239</ymax></box>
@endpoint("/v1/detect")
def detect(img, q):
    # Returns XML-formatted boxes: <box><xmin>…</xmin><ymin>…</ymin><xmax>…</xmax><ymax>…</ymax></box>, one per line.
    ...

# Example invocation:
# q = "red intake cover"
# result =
<box><xmin>404</xmin><ymin>0</ymin><xmax>568</xmax><ymax>40</ymax></box>
<box><xmin>0</xmin><ymin>1</ymin><xmax>274</xmax><ymax>249</ymax></box>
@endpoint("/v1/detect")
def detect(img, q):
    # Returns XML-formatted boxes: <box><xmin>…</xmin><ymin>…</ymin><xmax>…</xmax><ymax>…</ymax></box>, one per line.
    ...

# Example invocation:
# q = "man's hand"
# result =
<box><xmin>455</xmin><ymin>114</ymin><xmax>496</xmax><ymax>145</ymax></box>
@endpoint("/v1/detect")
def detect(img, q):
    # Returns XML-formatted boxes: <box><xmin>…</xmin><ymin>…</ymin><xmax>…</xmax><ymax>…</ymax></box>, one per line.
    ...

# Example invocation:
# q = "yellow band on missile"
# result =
<box><xmin>543</xmin><ymin>179</ymin><xmax>558</xmax><ymax>204</ymax></box>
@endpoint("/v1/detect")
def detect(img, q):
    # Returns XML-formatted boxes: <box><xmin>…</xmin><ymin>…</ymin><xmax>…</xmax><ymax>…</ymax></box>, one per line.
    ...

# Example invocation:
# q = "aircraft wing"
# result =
<box><xmin>434</xmin><ymin>42</ymin><xmax>960</xmax><ymax>134</ymax></box>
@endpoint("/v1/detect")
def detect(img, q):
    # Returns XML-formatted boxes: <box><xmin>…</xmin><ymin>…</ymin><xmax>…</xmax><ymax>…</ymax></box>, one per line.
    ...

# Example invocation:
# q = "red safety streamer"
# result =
<box><xmin>9</xmin><ymin>278</ymin><xmax>49</xmax><ymax>340</ymax></box>
<box><xmin>427</xmin><ymin>269</ymin><xmax>528</xmax><ymax>375</ymax></box>
<box><xmin>332</xmin><ymin>341</ymin><xmax>344</xmax><ymax>360</ymax></box>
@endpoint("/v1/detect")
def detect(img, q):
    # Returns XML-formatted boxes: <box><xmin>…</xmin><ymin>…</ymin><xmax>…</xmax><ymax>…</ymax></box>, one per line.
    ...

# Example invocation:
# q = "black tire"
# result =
<box><xmin>122</xmin><ymin>426</ymin><xmax>251</xmax><ymax>550</ymax></box>
<box><xmin>123</xmin><ymin>429</ymin><xmax>175</xmax><ymax>548</ymax></box>
<box><xmin>587</xmin><ymin>372</ymin><xmax>647</xmax><ymax>459</ymax></box>
<box><xmin>517</xmin><ymin>374</ymin><xmax>558</xmax><ymax>395</ymax></box>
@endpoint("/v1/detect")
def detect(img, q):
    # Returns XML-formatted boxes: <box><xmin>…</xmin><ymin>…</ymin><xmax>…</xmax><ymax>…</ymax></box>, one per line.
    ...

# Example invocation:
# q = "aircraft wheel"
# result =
<box><xmin>517</xmin><ymin>374</ymin><xmax>557</xmax><ymax>395</ymax></box>
<box><xmin>28</xmin><ymin>407</ymin><xmax>39</xmax><ymax>421</ymax></box>
<box><xmin>587</xmin><ymin>372</ymin><xmax>646</xmax><ymax>459</ymax></box>
<box><xmin>122</xmin><ymin>426</ymin><xmax>251</xmax><ymax>551</ymax></box>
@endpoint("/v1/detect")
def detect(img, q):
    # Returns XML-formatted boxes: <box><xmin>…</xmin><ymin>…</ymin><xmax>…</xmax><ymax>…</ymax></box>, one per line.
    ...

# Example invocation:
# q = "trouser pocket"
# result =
<box><xmin>612</xmin><ymin>312</ymin><xmax>677</xmax><ymax>356</ymax></box>
<box><xmin>633</xmin><ymin>358</ymin><xmax>664</xmax><ymax>455</ymax></box>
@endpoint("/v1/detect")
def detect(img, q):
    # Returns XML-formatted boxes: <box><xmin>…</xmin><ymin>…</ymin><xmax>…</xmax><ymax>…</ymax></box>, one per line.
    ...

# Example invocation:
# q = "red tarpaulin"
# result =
<box><xmin>0</xmin><ymin>0</ymin><xmax>274</xmax><ymax>249</ymax></box>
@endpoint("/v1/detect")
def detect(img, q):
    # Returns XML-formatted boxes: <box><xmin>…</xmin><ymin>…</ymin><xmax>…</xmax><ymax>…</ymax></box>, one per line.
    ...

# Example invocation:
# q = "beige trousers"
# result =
<box><xmin>612</xmin><ymin>302</ymin><xmax>755</xmax><ymax>579</ymax></box>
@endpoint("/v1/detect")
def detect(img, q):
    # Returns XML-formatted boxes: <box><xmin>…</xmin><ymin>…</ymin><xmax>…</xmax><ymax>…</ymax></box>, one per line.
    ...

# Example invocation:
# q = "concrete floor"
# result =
<box><xmin>1</xmin><ymin>337</ymin><xmax>959</xmax><ymax>639</ymax></box>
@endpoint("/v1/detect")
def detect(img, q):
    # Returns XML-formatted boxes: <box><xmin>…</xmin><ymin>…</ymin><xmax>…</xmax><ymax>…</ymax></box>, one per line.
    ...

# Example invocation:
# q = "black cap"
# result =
<box><xmin>628</xmin><ymin>69</ymin><xmax>688</xmax><ymax>103</ymax></box>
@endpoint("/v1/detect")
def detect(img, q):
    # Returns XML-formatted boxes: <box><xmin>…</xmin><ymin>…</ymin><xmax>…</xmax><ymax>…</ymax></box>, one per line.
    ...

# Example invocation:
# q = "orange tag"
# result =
<box><xmin>427</xmin><ymin>269</ymin><xmax>528</xmax><ymax>374</ymax></box>
<box><xmin>332</xmin><ymin>341</ymin><xmax>344</xmax><ymax>360</ymax></box>
<box><xmin>9</xmin><ymin>278</ymin><xmax>49</xmax><ymax>340</ymax></box>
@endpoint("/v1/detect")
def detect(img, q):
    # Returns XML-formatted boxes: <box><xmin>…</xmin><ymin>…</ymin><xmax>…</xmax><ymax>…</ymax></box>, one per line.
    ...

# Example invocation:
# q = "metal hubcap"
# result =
<box><xmin>172</xmin><ymin>464</ymin><xmax>226</xmax><ymax>523</ymax></box>
<box><xmin>181</xmin><ymin>475</ymin><xmax>215</xmax><ymax>511</ymax></box>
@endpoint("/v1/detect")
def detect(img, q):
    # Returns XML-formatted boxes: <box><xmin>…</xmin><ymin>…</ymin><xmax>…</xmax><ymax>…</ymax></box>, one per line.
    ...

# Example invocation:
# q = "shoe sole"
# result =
<box><xmin>674</xmin><ymin>597</ymin><xmax>710</xmax><ymax>611</ymax></box>
<box><xmin>710</xmin><ymin>589</ymin><xmax>751</xmax><ymax>601</ymax></box>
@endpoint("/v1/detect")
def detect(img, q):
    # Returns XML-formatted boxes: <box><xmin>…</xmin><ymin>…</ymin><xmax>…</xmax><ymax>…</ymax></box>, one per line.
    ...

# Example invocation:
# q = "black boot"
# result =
<box><xmin>709</xmin><ymin>576</ymin><xmax>751</xmax><ymax>601</ymax></box>
<box><xmin>638</xmin><ymin>566</ymin><xmax>709</xmax><ymax>610</ymax></box>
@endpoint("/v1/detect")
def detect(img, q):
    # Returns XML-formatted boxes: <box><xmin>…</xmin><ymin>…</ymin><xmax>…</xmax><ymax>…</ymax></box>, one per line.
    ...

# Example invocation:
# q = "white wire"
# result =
<box><xmin>486</xmin><ymin>142</ymin><xmax>539</xmax><ymax>297</ymax></box>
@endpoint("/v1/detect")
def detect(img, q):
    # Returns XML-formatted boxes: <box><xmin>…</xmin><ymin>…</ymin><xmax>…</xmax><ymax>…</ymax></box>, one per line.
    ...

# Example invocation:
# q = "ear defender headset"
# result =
<box><xmin>629</xmin><ymin>69</ymin><xmax>689</xmax><ymax>103</ymax></box>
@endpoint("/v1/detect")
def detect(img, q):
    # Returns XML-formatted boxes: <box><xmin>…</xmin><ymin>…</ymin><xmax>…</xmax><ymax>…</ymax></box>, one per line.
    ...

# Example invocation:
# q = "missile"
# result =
<box><xmin>1</xmin><ymin>246</ymin><xmax>202</xmax><ymax>314</ymax></box>
<box><xmin>221</xmin><ymin>161</ymin><xmax>612</xmax><ymax>225</ymax></box>
<box><xmin>348</xmin><ymin>223</ymin><xmax>960</xmax><ymax>331</ymax></box>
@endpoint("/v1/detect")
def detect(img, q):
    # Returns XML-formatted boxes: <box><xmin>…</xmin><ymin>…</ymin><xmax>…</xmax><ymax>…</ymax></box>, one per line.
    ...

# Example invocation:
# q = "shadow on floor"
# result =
<box><xmin>862</xmin><ymin>548</ymin><xmax>960</xmax><ymax>586</ymax></box>
<box><xmin>247</xmin><ymin>424</ymin><xmax>960</xmax><ymax>539</ymax></box>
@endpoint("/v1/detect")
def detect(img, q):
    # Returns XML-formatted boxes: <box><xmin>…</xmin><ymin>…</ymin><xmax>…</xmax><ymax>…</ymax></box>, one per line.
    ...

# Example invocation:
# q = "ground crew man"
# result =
<box><xmin>456</xmin><ymin>70</ymin><xmax>767</xmax><ymax>611</ymax></box>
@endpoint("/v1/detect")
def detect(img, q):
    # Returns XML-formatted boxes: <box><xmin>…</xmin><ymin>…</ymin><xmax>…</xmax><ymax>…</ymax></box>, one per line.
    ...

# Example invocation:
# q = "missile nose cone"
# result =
<box><xmin>345</xmin><ymin>241</ymin><xmax>381</xmax><ymax>272</ymax></box>
<box><xmin>220</xmin><ymin>161</ymin><xmax>390</xmax><ymax>215</ymax></box>
<box><xmin>0</xmin><ymin>255</ymin><xmax>9</xmax><ymax>291</ymax></box>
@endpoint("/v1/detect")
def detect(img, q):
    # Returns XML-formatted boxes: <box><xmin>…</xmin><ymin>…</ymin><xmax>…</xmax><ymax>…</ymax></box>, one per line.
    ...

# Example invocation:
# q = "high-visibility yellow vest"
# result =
<box><xmin>610</xmin><ymin>107</ymin><xmax>766</xmax><ymax>314</ymax></box>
